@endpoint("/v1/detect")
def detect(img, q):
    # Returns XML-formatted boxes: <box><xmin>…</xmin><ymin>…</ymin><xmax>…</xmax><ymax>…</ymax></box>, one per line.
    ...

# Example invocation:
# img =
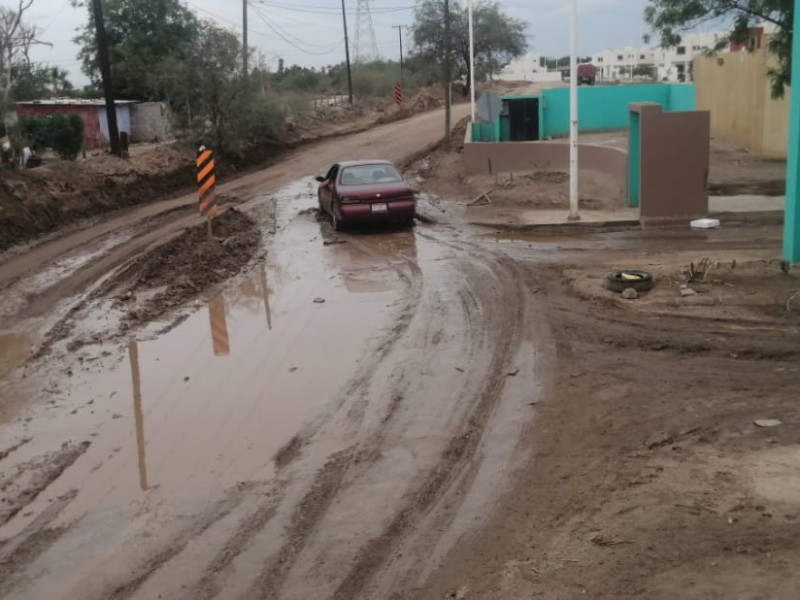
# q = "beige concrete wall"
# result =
<box><xmin>694</xmin><ymin>46</ymin><xmax>789</xmax><ymax>158</ymax></box>
<box><xmin>463</xmin><ymin>124</ymin><xmax>628</xmax><ymax>193</ymax></box>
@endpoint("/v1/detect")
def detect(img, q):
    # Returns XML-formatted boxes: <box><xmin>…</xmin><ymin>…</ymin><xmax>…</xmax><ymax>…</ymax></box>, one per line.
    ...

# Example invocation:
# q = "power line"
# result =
<box><xmin>255</xmin><ymin>0</ymin><xmax>413</xmax><ymax>15</ymax></box>
<box><xmin>250</xmin><ymin>4</ymin><xmax>344</xmax><ymax>55</ymax></box>
<box><xmin>251</xmin><ymin>5</ymin><xmax>343</xmax><ymax>50</ymax></box>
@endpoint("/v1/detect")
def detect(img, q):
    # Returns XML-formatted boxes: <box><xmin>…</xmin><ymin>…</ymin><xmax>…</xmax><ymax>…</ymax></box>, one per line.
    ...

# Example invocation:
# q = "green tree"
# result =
<box><xmin>10</xmin><ymin>64</ymin><xmax>73</xmax><ymax>100</ymax></box>
<box><xmin>411</xmin><ymin>0</ymin><xmax>527</xmax><ymax>94</ymax></box>
<box><xmin>644</xmin><ymin>0</ymin><xmax>791</xmax><ymax>97</ymax></box>
<box><xmin>155</xmin><ymin>22</ymin><xmax>285</xmax><ymax>156</ymax></box>
<box><xmin>71</xmin><ymin>0</ymin><xmax>200</xmax><ymax>100</ymax></box>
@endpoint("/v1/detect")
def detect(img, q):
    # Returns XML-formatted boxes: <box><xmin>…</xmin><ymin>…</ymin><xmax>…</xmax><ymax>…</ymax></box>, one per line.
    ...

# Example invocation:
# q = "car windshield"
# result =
<box><xmin>339</xmin><ymin>164</ymin><xmax>402</xmax><ymax>186</ymax></box>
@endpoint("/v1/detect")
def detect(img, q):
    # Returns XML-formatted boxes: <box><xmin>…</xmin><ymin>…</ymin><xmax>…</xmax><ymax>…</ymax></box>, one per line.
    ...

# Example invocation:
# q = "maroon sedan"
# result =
<box><xmin>316</xmin><ymin>160</ymin><xmax>416</xmax><ymax>231</ymax></box>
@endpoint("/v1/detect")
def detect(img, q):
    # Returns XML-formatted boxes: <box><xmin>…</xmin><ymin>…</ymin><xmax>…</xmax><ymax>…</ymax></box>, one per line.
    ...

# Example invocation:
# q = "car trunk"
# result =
<box><xmin>338</xmin><ymin>183</ymin><xmax>413</xmax><ymax>203</ymax></box>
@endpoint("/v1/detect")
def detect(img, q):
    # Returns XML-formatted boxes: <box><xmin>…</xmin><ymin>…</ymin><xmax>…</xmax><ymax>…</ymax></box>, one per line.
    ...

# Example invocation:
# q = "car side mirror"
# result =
<box><xmin>315</xmin><ymin>175</ymin><xmax>325</xmax><ymax>183</ymax></box>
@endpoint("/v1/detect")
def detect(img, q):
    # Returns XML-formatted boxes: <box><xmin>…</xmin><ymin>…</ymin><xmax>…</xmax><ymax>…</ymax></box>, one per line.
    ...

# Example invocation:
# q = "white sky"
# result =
<box><xmin>12</xmin><ymin>0</ymin><xmax>653</xmax><ymax>88</ymax></box>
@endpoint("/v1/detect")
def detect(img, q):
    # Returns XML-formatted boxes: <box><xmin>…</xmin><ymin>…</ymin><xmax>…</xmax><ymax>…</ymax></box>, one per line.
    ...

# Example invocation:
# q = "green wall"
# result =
<box><xmin>471</xmin><ymin>120</ymin><xmax>501</xmax><ymax>142</ymax></box>
<box><xmin>539</xmin><ymin>83</ymin><xmax>696</xmax><ymax>138</ymax></box>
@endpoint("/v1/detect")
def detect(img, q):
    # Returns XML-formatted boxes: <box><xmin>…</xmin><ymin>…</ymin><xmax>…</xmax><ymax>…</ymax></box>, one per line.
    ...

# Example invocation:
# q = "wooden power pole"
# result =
<box><xmin>243</xmin><ymin>0</ymin><xmax>249</xmax><ymax>76</ymax></box>
<box><xmin>341</xmin><ymin>0</ymin><xmax>353</xmax><ymax>104</ymax></box>
<box><xmin>92</xmin><ymin>0</ymin><xmax>121</xmax><ymax>156</ymax></box>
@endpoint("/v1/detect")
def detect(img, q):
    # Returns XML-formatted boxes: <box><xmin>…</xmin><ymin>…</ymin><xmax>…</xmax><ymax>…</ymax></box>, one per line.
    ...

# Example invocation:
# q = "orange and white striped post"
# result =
<box><xmin>196</xmin><ymin>146</ymin><xmax>218</xmax><ymax>234</ymax></box>
<box><xmin>394</xmin><ymin>83</ymin><xmax>403</xmax><ymax>106</ymax></box>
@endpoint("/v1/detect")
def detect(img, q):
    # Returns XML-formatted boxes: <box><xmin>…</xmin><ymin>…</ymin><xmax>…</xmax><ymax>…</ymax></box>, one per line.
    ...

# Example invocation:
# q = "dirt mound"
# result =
<box><xmin>110</xmin><ymin>208</ymin><xmax>261</xmax><ymax>326</ymax></box>
<box><xmin>0</xmin><ymin>144</ymin><xmax>195</xmax><ymax>252</ymax></box>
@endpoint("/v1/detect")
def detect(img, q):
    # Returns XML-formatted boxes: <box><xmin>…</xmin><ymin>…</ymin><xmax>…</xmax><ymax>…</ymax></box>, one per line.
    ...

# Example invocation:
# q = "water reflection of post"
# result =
<box><xmin>208</xmin><ymin>295</ymin><xmax>231</xmax><ymax>356</ymax></box>
<box><xmin>259</xmin><ymin>263</ymin><xmax>272</xmax><ymax>330</ymax></box>
<box><xmin>128</xmin><ymin>341</ymin><xmax>149</xmax><ymax>492</ymax></box>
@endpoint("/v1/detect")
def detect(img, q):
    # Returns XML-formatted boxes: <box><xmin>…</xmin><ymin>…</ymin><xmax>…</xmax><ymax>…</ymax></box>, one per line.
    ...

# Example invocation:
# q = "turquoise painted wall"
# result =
<box><xmin>539</xmin><ymin>83</ymin><xmax>696</xmax><ymax>138</ymax></box>
<box><xmin>668</xmin><ymin>84</ymin><xmax>696</xmax><ymax>112</ymax></box>
<box><xmin>471</xmin><ymin>120</ymin><xmax>501</xmax><ymax>142</ymax></box>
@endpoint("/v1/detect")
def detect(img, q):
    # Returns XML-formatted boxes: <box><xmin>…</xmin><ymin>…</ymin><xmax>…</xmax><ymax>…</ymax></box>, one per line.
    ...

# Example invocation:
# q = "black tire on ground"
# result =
<box><xmin>606</xmin><ymin>269</ymin><xmax>655</xmax><ymax>293</ymax></box>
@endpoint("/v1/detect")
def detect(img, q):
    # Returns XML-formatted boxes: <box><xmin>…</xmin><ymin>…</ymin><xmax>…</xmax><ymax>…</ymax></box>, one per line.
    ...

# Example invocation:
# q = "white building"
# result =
<box><xmin>496</xmin><ymin>53</ymin><xmax>563</xmax><ymax>83</ymax></box>
<box><xmin>591</xmin><ymin>32</ymin><xmax>729</xmax><ymax>82</ymax></box>
<box><xmin>591</xmin><ymin>46</ymin><xmax>656</xmax><ymax>81</ymax></box>
<box><xmin>653</xmin><ymin>32</ymin><xmax>726</xmax><ymax>82</ymax></box>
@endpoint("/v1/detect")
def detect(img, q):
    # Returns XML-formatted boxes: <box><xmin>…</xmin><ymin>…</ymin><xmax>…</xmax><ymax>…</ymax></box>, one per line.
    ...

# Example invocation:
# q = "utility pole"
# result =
<box><xmin>341</xmin><ymin>0</ymin><xmax>353</xmax><ymax>104</ymax></box>
<box><xmin>443</xmin><ymin>0</ymin><xmax>451</xmax><ymax>139</ymax></box>
<box><xmin>92</xmin><ymin>0</ymin><xmax>121</xmax><ymax>157</ymax></box>
<box><xmin>243</xmin><ymin>0</ymin><xmax>248</xmax><ymax>76</ymax></box>
<box><xmin>568</xmin><ymin>0</ymin><xmax>579</xmax><ymax>220</ymax></box>
<box><xmin>392</xmin><ymin>25</ymin><xmax>405</xmax><ymax>86</ymax></box>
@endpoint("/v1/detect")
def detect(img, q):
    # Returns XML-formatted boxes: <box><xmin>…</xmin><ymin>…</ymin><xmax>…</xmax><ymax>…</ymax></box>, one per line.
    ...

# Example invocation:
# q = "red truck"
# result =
<box><xmin>577</xmin><ymin>64</ymin><xmax>597</xmax><ymax>85</ymax></box>
<box><xmin>560</xmin><ymin>63</ymin><xmax>597</xmax><ymax>85</ymax></box>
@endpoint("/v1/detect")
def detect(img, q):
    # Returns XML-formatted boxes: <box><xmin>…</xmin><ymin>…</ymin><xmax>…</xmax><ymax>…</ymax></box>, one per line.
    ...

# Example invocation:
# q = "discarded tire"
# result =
<box><xmin>606</xmin><ymin>269</ymin><xmax>654</xmax><ymax>293</ymax></box>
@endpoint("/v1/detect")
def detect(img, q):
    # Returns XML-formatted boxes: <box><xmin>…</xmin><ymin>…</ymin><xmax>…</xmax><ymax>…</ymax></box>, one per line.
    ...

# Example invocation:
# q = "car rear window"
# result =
<box><xmin>340</xmin><ymin>164</ymin><xmax>402</xmax><ymax>186</ymax></box>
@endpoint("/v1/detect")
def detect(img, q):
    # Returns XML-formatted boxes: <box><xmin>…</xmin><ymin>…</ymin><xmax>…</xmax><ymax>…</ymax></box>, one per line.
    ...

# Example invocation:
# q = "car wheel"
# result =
<box><xmin>605</xmin><ymin>269</ymin><xmax>654</xmax><ymax>293</ymax></box>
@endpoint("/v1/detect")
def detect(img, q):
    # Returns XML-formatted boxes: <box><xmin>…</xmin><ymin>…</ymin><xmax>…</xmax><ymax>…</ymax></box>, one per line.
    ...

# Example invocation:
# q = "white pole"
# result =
<box><xmin>468</xmin><ymin>0</ymin><xmax>475</xmax><ymax>121</ymax></box>
<box><xmin>568</xmin><ymin>0</ymin><xmax>579</xmax><ymax>220</ymax></box>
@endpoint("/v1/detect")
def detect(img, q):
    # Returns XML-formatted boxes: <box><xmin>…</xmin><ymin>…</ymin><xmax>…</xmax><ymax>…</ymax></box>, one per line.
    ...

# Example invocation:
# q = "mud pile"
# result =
<box><xmin>111</xmin><ymin>208</ymin><xmax>262</xmax><ymax>327</ymax></box>
<box><xmin>0</xmin><ymin>144</ymin><xmax>194</xmax><ymax>252</ymax></box>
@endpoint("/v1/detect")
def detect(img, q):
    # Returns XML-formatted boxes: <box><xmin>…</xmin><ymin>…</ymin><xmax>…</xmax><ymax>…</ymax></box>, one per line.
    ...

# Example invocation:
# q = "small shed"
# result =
<box><xmin>15</xmin><ymin>98</ymin><xmax>135</xmax><ymax>150</ymax></box>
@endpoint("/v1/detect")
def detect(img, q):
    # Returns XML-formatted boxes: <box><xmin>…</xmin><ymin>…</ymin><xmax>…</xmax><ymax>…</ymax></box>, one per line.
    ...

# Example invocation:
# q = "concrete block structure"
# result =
<box><xmin>628</xmin><ymin>103</ymin><xmax>710</xmax><ymax>225</ymax></box>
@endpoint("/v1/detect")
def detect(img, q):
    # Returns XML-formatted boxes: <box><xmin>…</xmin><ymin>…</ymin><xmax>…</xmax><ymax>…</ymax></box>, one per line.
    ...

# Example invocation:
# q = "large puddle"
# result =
<box><xmin>0</xmin><ymin>179</ymin><xmax>416</xmax><ymax>540</ymax></box>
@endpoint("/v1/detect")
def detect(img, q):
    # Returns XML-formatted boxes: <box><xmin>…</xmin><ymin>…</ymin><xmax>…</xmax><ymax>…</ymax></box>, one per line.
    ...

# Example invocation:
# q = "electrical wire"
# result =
<box><xmin>251</xmin><ymin>4</ymin><xmax>341</xmax><ymax>49</ymax></box>
<box><xmin>254</xmin><ymin>0</ymin><xmax>414</xmax><ymax>15</ymax></box>
<box><xmin>250</xmin><ymin>4</ymin><xmax>345</xmax><ymax>55</ymax></box>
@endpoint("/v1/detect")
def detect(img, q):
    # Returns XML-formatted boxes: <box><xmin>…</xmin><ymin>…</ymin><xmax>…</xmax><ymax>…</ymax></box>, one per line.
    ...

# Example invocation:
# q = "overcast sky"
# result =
<box><xmin>16</xmin><ymin>0</ymin><xmax>653</xmax><ymax>87</ymax></box>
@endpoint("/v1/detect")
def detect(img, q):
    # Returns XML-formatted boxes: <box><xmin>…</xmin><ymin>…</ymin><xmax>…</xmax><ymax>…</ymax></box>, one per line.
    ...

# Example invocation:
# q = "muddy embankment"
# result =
<box><xmin>0</xmin><ymin>139</ymin><xmax>289</xmax><ymax>253</ymax></box>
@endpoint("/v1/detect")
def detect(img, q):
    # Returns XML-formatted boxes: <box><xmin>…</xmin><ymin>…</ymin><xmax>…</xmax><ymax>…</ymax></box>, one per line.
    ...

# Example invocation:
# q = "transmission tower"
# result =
<box><xmin>354</xmin><ymin>0</ymin><xmax>379</xmax><ymax>63</ymax></box>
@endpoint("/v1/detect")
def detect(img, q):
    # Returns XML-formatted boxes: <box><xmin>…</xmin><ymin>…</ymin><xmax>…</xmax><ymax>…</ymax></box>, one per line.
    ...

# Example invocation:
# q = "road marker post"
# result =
<box><xmin>394</xmin><ymin>83</ymin><xmax>403</xmax><ymax>106</ymax></box>
<box><xmin>196</xmin><ymin>146</ymin><xmax>218</xmax><ymax>236</ymax></box>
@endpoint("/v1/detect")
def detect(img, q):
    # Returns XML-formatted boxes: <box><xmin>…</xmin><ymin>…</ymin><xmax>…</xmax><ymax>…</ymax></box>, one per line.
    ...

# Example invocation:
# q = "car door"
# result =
<box><xmin>319</xmin><ymin>165</ymin><xmax>339</xmax><ymax>213</ymax></box>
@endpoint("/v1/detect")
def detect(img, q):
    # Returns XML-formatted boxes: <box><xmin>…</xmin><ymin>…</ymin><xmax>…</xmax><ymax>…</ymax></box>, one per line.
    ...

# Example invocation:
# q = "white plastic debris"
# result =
<box><xmin>691</xmin><ymin>218</ymin><xmax>720</xmax><ymax>229</ymax></box>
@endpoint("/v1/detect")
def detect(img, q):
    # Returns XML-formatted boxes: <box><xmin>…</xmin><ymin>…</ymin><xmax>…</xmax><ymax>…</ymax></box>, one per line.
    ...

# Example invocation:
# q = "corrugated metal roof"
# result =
<box><xmin>15</xmin><ymin>98</ymin><xmax>138</xmax><ymax>106</ymax></box>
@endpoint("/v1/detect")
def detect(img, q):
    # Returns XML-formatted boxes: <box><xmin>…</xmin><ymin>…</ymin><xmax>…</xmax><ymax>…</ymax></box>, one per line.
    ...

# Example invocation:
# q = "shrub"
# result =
<box><xmin>12</xmin><ymin>114</ymin><xmax>84</xmax><ymax>160</ymax></box>
<box><xmin>14</xmin><ymin>116</ymin><xmax>51</xmax><ymax>150</ymax></box>
<box><xmin>47</xmin><ymin>114</ymin><xmax>84</xmax><ymax>160</ymax></box>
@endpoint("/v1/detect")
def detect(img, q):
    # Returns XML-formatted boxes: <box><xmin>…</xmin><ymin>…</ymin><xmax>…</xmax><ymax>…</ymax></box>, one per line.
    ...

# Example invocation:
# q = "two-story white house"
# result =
<box><xmin>495</xmin><ymin>52</ymin><xmax>563</xmax><ymax>83</ymax></box>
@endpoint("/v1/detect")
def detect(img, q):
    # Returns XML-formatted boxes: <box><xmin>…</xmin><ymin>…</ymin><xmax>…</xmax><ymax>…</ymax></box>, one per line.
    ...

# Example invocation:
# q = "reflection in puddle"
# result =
<box><xmin>128</xmin><ymin>341</ymin><xmax>150</xmax><ymax>492</ymax></box>
<box><xmin>208</xmin><ymin>295</ymin><xmax>231</xmax><ymax>356</ymax></box>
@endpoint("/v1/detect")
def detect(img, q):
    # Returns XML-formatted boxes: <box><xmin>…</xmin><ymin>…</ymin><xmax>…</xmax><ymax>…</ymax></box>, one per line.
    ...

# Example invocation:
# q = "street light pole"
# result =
<box><xmin>468</xmin><ymin>0</ymin><xmax>475</xmax><ymax>121</ymax></box>
<box><xmin>568</xmin><ymin>0</ymin><xmax>579</xmax><ymax>220</ymax></box>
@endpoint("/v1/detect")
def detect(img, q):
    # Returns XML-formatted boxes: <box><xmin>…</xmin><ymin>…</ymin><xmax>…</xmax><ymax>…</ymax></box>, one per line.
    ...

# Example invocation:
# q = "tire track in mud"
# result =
<box><xmin>104</xmin><ymin>482</ymin><xmax>261</xmax><ymax>600</ymax></box>
<box><xmin>270</xmin><ymin>230</ymin><xmax>424</xmax><ymax>468</ymax></box>
<box><xmin>248</xmin><ymin>447</ymin><xmax>356</xmax><ymax>598</ymax></box>
<box><xmin>248</xmin><ymin>229</ymin><xmax>530</xmax><ymax>599</ymax></box>
<box><xmin>330</xmin><ymin>250</ymin><xmax>529</xmax><ymax>599</ymax></box>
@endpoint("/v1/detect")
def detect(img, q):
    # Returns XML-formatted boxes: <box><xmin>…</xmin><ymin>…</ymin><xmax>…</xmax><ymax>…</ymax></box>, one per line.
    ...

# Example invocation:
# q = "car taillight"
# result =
<box><xmin>340</xmin><ymin>196</ymin><xmax>359</xmax><ymax>204</ymax></box>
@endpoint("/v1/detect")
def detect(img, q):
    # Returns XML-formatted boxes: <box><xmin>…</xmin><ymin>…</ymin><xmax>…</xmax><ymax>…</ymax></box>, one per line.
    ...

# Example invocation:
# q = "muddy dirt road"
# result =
<box><xmin>2</xmin><ymin>101</ymin><xmax>800</xmax><ymax>600</ymax></box>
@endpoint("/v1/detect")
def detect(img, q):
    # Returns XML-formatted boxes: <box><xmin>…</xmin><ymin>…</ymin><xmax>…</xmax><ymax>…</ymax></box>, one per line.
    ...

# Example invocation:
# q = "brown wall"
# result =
<box><xmin>463</xmin><ymin>126</ymin><xmax>628</xmax><ymax>193</ymax></box>
<box><xmin>635</xmin><ymin>104</ymin><xmax>710</xmax><ymax>225</ymax></box>
<box><xmin>694</xmin><ymin>46</ymin><xmax>789</xmax><ymax>158</ymax></box>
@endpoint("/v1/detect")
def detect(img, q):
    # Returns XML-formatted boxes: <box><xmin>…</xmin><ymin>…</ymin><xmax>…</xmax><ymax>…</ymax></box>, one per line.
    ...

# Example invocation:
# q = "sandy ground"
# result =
<box><xmin>0</xmin><ymin>97</ymin><xmax>799</xmax><ymax>599</ymax></box>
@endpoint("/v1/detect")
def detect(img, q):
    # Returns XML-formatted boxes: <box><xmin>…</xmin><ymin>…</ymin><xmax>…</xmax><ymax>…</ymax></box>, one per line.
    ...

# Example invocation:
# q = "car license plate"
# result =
<box><xmin>371</xmin><ymin>203</ymin><xmax>388</xmax><ymax>213</ymax></box>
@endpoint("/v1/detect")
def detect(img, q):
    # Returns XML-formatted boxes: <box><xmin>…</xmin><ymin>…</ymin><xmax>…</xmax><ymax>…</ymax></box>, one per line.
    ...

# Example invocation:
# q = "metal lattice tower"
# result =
<box><xmin>354</xmin><ymin>0</ymin><xmax>379</xmax><ymax>63</ymax></box>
